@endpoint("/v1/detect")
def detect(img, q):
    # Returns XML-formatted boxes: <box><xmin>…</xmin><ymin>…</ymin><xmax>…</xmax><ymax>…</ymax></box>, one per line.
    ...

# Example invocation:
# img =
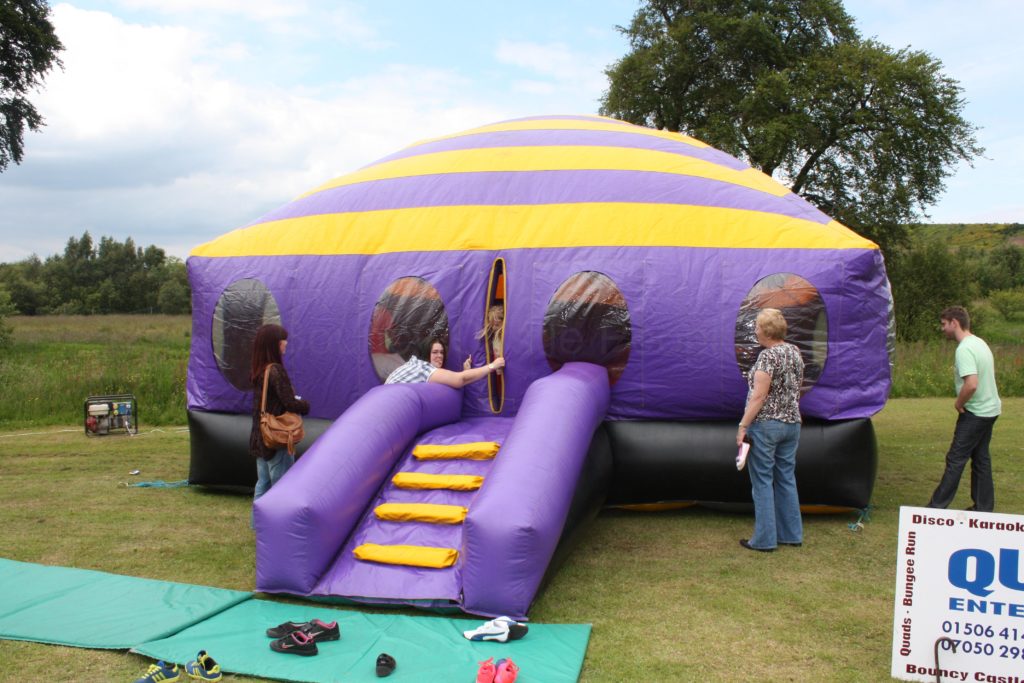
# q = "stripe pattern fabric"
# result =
<box><xmin>191</xmin><ymin>115</ymin><xmax>876</xmax><ymax>258</ymax></box>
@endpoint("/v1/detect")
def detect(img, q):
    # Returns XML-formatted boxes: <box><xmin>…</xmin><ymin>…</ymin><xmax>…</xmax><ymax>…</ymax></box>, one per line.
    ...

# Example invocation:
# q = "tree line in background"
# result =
<box><xmin>888</xmin><ymin>225</ymin><xmax>1024</xmax><ymax>341</ymax></box>
<box><xmin>0</xmin><ymin>231</ymin><xmax>191</xmax><ymax>321</ymax></box>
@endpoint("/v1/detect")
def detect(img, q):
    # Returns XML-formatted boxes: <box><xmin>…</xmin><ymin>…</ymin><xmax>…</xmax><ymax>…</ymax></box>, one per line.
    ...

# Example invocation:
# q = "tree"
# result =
<box><xmin>600</xmin><ymin>0</ymin><xmax>982</xmax><ymax>253</ymax></box>
<box><xmin>1</xmin><ymin>0</ymin><xmax>64</xmax><ymax>171</ymax></box>
<box><xmin>0</xmin><ymin>254</ymin><xmax>44</xmax><ymax>313</ymax></box>
<box><xmin>886</xmin><ymin>238</ymin><xmax>967</xmax><ymax>341</ymax></box>
<box><xmin>0</xmin><ymin>284</ymin><xmax>14</xmax><ymax>348</ymax></box>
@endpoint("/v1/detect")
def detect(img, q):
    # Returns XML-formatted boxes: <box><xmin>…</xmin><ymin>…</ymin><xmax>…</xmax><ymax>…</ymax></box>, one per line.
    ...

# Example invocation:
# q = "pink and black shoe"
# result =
<box><xmin>266</xmin><ymin>618</ymin><xmax>340</xmax><ymax>642</ymax></box>
<box><xmin>270</xmin><ymin>630</ymin><xmax>318</xmax><ymax>656</ymax></box>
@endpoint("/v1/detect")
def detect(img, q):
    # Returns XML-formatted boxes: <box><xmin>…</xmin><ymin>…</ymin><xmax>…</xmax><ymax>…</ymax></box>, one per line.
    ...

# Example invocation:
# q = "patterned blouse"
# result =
<box><xmin>747</xmin><ymin>342</ymin><xmax>804</xmax><ymax>424</ymax></box>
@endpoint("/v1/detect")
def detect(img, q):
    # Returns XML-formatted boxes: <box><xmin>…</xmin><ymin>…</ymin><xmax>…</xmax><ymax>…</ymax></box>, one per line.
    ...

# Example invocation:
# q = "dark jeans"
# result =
<box><xmin>928</xmin><ymin>410</ymin><xmax>998</xmax><ymax>512</ymax></box>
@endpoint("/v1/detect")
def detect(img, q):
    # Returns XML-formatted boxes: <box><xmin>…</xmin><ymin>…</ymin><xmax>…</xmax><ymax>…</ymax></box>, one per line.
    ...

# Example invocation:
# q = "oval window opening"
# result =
<box><xmin>212</xmin><ymin>279</ymin><xmax>281</xmax><ymax>391</ymax></box>
<box><xmin>735</xmin><ymin>273</ymin><xmax>827</xmax><ymax>390</ymax></box>
<box><xmin>482</xmin><ymin>258</ymin><xmax>506</xmax><ymax>412</ymax></box>
<box><xmin>542</xmin><ymin>271</ymin><xmax>631</xmax><ymax>384</ymax></box>
<box><xmin>369</xmin><ymin>277</ymin><xmax>449</xmax><ymax>383</ymax></box>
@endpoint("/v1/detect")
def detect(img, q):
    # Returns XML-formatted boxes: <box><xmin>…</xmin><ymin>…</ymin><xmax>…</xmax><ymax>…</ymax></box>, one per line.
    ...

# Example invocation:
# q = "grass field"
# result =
<box><xmin>0</xmin><ymin>315</ymin><xmax>190</xmax><ymax>428</ymax></box>
<box><xmin>1</xmin><ymin>314</ymin><xmax>1022</xmax><ymax>435</ymax></box>
<box><xmin>1</xmin><ymin>397</ymin><xmax>1021</xmax><ymax>682</ymax></box>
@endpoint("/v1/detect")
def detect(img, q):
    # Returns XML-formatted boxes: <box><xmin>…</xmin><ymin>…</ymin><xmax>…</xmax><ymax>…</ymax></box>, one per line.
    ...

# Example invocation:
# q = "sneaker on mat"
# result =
<box><xmin>270</xmin><ymin>630</ymin><xmax>319</xmax><ymax>656</ymax></box>
<box><xmin>494</xmin><ymin>658</ymin><xmax>519</xmax><ymax>683</ymax></box>
<box><xmin>266</xmin><ymin>618</ymin><xmax>340</xmax><ymax>642</ymax></box>
<box><xmin>184</xmin><ymin>650</ymin><xmax>222</xmax><ymax>681</ymax></box>
<box><xmin>463</xmin><ymin>616</ymin><xmax>528</xmax><ymax>642</ymax></box>
<box><xmin>133</xmin><ymin>660</ymin><xmax>181</xmax><ymax>683</ymax></box>
<box><xmin>301</xmin><ymin>618</ymin><xmax>340</xmax><ymax>642</ymax></box>
<box><xmin>266</xmin><ymin>620</ymin><xmax>308</xmax><ymax>638</ymax></box>
<box><xmin>476</xmin><ymin>657</ymin><xmax>496</xmax><ymax>683</ymax></box>
<box><xmin>496</xmin><ymin>617</ymin><xmax>528</xmax><ymax>641</ymax></box>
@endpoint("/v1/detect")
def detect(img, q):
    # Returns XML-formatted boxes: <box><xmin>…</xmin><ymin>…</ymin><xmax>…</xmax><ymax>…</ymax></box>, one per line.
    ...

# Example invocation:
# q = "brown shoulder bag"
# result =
<box><xmin>259</xmin><ymin>364</ymin><xmax>304</xmax><ymax>456</ymax></box>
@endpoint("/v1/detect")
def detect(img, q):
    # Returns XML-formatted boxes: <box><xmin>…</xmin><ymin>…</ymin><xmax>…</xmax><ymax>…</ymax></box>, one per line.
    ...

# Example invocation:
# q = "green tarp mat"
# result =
<box><xmin>0</xmin><ymin>558</ymin><xmax>251</xmax><ymax>649</ymax></box>
<box><xmin>0</xmin><ymin>559</ymin><xmax>591</xmax><ymax>682</ymax></box>
<box><xmin>134</xmin><ymin>599</ymin><xmax>591</xmax><ymax>683</ymax></box>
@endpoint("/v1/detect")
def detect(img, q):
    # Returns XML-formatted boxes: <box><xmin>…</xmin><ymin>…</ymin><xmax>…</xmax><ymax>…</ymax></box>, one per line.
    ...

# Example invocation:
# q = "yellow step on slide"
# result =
<box><xmin>412</xmin><ymin>441</ymin><xmax>500</xmax><ymax>460</ymax></box>
<box><xmin>374</xmin><ymin>503</ymin><xmax>468</xmax><ymax>524</ymax></box>
<box><xmin>353</xmin><ymin>543</ymin><xmax>459</xmax><ymax>568</ymax></box>
<box><xmin>391</xmin><ymin>472</ymin><xmax>484</xmax><ymax>491</ymax></box>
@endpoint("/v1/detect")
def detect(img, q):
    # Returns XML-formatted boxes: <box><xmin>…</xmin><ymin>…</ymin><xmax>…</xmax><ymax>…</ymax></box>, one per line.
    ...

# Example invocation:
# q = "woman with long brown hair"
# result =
<box><xmin>250</xmin><ymin>324</ymin><xmax>309</xmax><ymax>519</ymax></box>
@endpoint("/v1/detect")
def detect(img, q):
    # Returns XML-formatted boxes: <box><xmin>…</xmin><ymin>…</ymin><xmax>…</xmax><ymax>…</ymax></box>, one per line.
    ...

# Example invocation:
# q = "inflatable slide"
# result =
<box><xmin>255</xmin><ymin>363</ymin><xmax>610</xmax><ymax>620</ymax></box>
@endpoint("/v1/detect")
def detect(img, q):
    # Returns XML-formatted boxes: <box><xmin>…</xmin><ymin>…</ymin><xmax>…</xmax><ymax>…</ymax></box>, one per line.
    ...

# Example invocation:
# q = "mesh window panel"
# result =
<box><xmin>542</xmin><ymin>271</ymin><xmax>631</xmax><ymax>384</ymax></box>
<box><xmin>212</xmin><ymin>279</ymin><xmax>281</xmax><ymax>391</ymax></box>
<box><xmin>734</xmin><ymin>273</ymin><xmax>827</xmax><ymax>390</ymax></box>
<box><xmin>369</xmin><ymin>277</ymin><xmax>449</xmax><ymax>382</ymax></box>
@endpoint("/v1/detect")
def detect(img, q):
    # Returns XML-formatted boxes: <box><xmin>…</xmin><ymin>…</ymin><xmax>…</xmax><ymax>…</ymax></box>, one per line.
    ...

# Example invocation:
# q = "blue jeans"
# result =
<box><xmin>747</xmin><ymin>420</ymin><xmax>803</xmax><ymax>550</ymax></box>
<box><xmin>253</xmin><ymin>449</ymin><xmax>293</xmax><ymax>526</ymax></box>
<box><xmin>928</xmin><ymin>410</ymin><xmax>997</xmax><ymax>512</ymax></box>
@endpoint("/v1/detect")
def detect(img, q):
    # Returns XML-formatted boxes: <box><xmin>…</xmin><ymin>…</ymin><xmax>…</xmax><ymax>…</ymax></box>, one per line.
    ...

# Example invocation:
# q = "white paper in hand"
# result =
<box><xmin>736</xmin><ymin>442</ymin><xmax>750</xmax><ymax>471</ymax></box>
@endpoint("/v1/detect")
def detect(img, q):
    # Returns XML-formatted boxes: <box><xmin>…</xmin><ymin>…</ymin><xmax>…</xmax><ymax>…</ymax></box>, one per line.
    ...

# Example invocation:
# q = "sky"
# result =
<box><xmin>0</xmin><ymin>0</ymin><xmax>1021</xmax><ymax>263</ymax></box>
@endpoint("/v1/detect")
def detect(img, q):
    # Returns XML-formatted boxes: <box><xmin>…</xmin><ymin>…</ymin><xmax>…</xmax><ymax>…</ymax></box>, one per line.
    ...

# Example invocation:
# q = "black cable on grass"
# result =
<box><xmin>933</xmin><ymin>636</ymin><xmax>958</xmax><ymax>683</ymax></box>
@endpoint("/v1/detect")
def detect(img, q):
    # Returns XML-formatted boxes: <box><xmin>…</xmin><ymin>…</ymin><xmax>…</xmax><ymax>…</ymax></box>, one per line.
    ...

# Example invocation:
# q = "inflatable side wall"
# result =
<box><xmin>190</xmin><ymin>410</ymin><xmax>876</xmax><ymax>510</ymax></box>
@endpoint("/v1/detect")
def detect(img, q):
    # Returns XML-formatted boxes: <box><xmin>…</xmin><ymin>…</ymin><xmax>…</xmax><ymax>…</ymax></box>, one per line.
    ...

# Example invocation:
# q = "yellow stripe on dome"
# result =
<box><xmin>299</xmin><ymin>146</ymin><xmax>786</xmax><ymax>199</ymax></box>
<box><xmin>404</xmin><ymin>117</ymin><xmax>712</xmax><ymax>151</ymax></box>
<box><xmin>190</xmin><ymin>203</ymin><xmax>877</xmax><ymax>258</ymax></box>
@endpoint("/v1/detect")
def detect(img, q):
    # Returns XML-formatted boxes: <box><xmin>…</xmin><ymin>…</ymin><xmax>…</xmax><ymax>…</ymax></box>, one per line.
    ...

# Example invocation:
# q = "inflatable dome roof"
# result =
<box><xmin>187</xmin><ymin>114</ymin><xmax>892</xmax><ymax>422</ymax></box>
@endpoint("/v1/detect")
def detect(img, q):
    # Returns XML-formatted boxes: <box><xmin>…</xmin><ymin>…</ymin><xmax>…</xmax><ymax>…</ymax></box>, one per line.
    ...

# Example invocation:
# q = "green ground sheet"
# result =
<box><xmin>0</xmin><ymin>559</ymin><xmax>591</xmax><ymax>682</ymax></box>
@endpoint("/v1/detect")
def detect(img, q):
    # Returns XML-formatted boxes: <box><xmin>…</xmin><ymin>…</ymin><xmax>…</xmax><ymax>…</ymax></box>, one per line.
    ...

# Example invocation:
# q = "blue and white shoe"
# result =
<box><xmin>463</xmin><ymin>616</ymin><xmax>528</xmax><ymax>642</ymax></box>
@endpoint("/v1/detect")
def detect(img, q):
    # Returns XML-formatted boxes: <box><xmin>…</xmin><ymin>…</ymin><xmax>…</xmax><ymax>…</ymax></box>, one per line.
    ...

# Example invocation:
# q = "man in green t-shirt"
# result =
<box><xmin>927</xmin><ymin>306</ymin><xmax>1001</xmax><ymax>512</ymax></box>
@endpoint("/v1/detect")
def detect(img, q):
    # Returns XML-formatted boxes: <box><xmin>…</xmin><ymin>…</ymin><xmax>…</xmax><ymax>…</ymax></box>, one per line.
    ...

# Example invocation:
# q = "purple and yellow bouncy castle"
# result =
<box><xmin>186</xmin><ymin>115</ymin><xmax>892</xmax><ymax>618</ymax></box>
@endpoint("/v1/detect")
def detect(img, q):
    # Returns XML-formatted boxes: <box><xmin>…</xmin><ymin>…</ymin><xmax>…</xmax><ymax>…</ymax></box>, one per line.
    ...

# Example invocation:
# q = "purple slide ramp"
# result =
<box><xmin>255</xmin><ymin>382</ymin><xmax>462</xmax><ymax>594</ymax></box>
<box><xmin>462</xmin><ymin>362</ymin><xmax>610</xmax><ymax>619</ymax></box>
<box><xmin>313</xmin><ymin>417</ymin><xmax>514</xmax><ymax>608</ymax></box>
<box><xmin>256</xmin><ymin>362</ymin><xmax>610</xmax><ymax>620</ymax></box>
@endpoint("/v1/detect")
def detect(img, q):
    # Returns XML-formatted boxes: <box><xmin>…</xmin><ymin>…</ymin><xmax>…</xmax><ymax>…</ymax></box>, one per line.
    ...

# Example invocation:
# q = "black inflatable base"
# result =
<box><xmin>186</xmin><ymin>410</ymin><xmax>334</xmax><ymax>490</ymax></box>
<box><xmin>604</xmin><ymin>417</ymin><xmax>877</xmax><ymax>510</ymax></box>
<box><xmin>187</xmin><ymin>411</ymin><xmax>876</xmax><ymax>509</ymax></box>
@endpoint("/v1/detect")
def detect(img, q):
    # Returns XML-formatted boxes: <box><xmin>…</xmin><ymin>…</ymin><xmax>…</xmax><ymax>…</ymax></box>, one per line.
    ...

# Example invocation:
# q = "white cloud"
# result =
<box><xmin>493</xmin><ymin>39</ymin><xmax>611</xmax><ymax>113</ymax></box>
<box><xmin>495</xmin><ymin>39</ymin><xmax>606</xmax><ymax>89</ymax></box>
<box><xmin>115</xmin><ymin>0</ymin><xmax>306</xmax><ymax>21</ymax></box>
<box><xmin>43</xmin><ymin>6</ymin><xmax>208</xmax><ymax>140</ymax></box>
<box><xmin>322</xmin><ymin>4</ymin><xmax>392</xmax><ymax>50</ymax></box>
<box><xmin>511</xmin><ymin>80</ymin><xmax>557</xmax><ymax>95</ymax></box>
<box><xmin>0</xmin><ymin>6</ymin><xmax>507</xmax><ymax>261</ymax></box>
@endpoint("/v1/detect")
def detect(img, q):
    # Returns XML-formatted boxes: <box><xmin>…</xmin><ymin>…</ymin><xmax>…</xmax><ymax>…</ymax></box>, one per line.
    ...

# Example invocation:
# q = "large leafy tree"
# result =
<box><xmin>0</xmin><ymin>0</ymin><xmax>63</xmax><ymax>171</ymax></box>
<box><xmin>600</xmin><ymin>0</ymin><xmax>982</xmax><ymax>252</ymax></box>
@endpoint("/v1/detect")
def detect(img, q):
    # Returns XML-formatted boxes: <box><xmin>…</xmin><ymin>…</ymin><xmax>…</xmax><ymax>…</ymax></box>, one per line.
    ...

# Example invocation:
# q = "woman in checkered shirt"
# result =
<box><xmin>385</xmin><ymin>339</ymin><xmax>504</xmax><ymax>388</ymax></box>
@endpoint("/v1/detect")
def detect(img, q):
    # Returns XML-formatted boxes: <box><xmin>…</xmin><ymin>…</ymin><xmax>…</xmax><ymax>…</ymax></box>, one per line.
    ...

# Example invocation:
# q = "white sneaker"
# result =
<box><xmin>463</xmin><ymin>616</ymin><xmax>528</xmax><ymax>642</ymax></box>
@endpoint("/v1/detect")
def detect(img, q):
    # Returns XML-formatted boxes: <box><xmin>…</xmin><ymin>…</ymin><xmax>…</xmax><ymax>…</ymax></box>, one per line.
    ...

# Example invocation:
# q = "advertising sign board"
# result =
<box><xmin>893</xmin><ymin>506</ymin><xmax>1024</xmax><ymax>682</ymax></box>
